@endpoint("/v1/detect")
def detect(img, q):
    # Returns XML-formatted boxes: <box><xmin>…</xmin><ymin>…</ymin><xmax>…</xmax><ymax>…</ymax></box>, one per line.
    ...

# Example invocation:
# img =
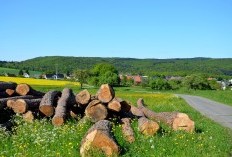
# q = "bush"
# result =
<box><xmin>150</xmin><ymin>78</ymin><xmax>170</xmax><ymax>90</ymax></box>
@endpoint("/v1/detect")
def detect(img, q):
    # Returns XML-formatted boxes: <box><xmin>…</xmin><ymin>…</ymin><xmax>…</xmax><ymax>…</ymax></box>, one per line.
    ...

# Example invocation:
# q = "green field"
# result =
<box><xmin>0</xmin><ymin>86</ymin><xmax>232</xmax><ymax>157</ymax></box>
<box><xmin>0</xmin><ymin>67</ymin><xmax>41</xmax><ymax>76</ymax></box>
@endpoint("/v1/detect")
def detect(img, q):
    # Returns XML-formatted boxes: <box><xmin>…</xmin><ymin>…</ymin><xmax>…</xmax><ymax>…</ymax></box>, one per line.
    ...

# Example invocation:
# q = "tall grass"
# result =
<box><xmin>0</xmin><ymin>86</ymin><xmax>232</xmax><ymax>156</ymax></box>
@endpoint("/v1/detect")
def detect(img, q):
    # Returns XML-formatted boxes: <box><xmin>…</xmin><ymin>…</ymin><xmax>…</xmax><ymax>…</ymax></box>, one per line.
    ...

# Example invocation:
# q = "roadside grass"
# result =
<box><xmin>167</xmin><ymin>89</ymin><xmax>232</xmax><ymax>107</ymax></box>
<box><xmin>0</xmin><ymin>86</ymin><xmax>232</xmax><ymax>157</ymax></box>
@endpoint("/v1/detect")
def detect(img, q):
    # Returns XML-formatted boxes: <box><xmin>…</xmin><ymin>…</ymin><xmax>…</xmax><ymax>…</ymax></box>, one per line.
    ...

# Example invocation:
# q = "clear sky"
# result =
<box><xmin>0</xmin><ymin>0</ymin><xmax>232</xmax><ymax>61</ymax></box>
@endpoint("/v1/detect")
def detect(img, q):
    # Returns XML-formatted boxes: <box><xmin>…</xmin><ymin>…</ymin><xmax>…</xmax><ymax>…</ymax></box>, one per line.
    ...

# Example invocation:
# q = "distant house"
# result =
<box><xmin>119</xmin><ymin>74</ymin><xmax>148</xmax><ymax>85</ymax></box>
<box><xmin>44</xmin><ymin>74</ymin><xmax>65</xmax><ymax>80</ymax></box>
<box><xmin>23</xmin><ymin>73</ymin><xmax>30</xmax><ymax>78</ymax></box>
<box><xmin>165</xmin><ymin>76</ymin><xmax>183</xmax><ymax>81</ymax></box>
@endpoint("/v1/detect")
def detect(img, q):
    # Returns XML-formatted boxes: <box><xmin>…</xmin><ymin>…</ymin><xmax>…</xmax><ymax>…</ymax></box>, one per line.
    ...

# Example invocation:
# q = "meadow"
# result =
<box><xmin>0</xmin><ymin>84</ymin><xmax>232</xmax><ymax>157</ymax></box>
<box><xmin>0</xmin><ymin>67</ymin><xmax>41</xmax><ymax>76</ymax></box>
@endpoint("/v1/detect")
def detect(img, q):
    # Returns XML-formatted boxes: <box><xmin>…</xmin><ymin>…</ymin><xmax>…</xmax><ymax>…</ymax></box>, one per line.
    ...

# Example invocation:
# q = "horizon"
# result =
<box><xmin>1</xmin><ymin>0</ymin><xmax>232</xmax><ymax>61</ymax></box>
<box><xmin>1</xmin><ymin>55</ymin><xmax>231</xmax><ymax>62</ymax></box>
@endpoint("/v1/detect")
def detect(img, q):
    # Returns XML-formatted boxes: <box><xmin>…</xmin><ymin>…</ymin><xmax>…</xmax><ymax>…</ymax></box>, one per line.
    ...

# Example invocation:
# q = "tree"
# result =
<box><xmin>182</xmin><ymin>74</ymin><xmax>210</xmax><ymax>90</ymax></box>
<box><xmin>89</xmin><ymin>63</ymin><xmax>120</xmax><ymax>87</ymax></box>
<box><xmin>73</xmin><ymin>70</ymin><xmax>90</xmax><ymax>89</ymax></box>
<box><xmin>25</xmin><ymin>69</ymin><xmax>30</xmax><ymax>75</ymax></box>
<box><xmin>18</xmin><ymin>69</ymin><xmax>24</xmax><ymax>76</ymax></box>
<box><xmin>150</xmin><ymin>78</ymin><xmax>170</xmax><ymax>90</ymax></box>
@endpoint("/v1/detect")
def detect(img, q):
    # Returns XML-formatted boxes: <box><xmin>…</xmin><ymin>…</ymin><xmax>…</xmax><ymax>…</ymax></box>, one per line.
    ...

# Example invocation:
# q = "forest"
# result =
<box><xmin>1</xmin><ymin>56</ymin><xmax>232</xmax><ymax>78</ymax></box>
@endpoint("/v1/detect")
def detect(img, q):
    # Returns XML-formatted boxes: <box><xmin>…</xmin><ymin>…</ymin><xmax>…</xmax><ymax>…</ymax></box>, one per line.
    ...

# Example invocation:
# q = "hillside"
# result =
<box><xmin>1</xmin><ymin>56</ymin><xmax>232</xmax><ymax>77</ymax></box>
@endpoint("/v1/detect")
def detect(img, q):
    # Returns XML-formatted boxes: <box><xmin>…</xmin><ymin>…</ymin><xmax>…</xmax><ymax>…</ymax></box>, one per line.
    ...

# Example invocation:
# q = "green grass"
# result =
<box><xmin>0</xmin><ymin>86</ymin><xmax>232</xmax><ymax>157</ymax></box>
<box><xmin>169</xmin><ymin>89</ymin><xmax>232</xmax><ymax>107</ymax></box>
<box><xmin>0</xmin><ymin>67</ymin><xmax>41</xmax><ymax>76</ymax></box>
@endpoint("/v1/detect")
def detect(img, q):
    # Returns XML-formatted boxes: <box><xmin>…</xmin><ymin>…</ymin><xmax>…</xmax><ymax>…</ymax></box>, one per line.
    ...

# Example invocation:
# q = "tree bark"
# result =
<box><xmin>121</xmin><ymin>118</ymin><xmax>135</xmax><ymax>143</ymax></box>
<box><xmin>129</xmin><ymin>105</ymin><xmax>144</xmax><ymax>118</ymax></box>
<box><xmin>80</xmin><ymin>120</ymin><xmax>119</xmax><ymax>157</ymax></box>
<box><xmin>85</xmin><ymin>100</ymin><xmax>108</xmax><ymax>122</ymax></box>
<box><xmin>12</xmin><ymin>98</ymin><xmax>41</xmax><ymax>114</ymax></box>
<box><xmin>16</xmin><ymin>83</ymin><xmax>44</xmax><ymax>96</ymax></box>
<box><xmin>137</xmin><ymin>98</ymin><xmax>195</xmax><ymax>132</ymax></box>
<box><xmin>138</xmin><ymin>117</ymin><xmax>159</xmax><ymax>136</ymax></box>
<box><xmin>0</xmin><ymin>82</ymin><xmax>17</xmax><ymax>92</ymax></box>
<box><xmin>76</xmin><ymin>89</ymin><xmax>91</xmax><ymax>106</ymax></box>
<box><xmin>52</xmin><ymin>88</ymin><xmax>75</xmax><ymax>126</ymax></box>
<box><xmin>39</xmin><ymin>90</ymin><xmax>61</xmax><ymax>117</ymax></box>
<box><xmin>97</xmin><ymin>84</ymin><xmax>115</xmax><ymax>103</ymax></box>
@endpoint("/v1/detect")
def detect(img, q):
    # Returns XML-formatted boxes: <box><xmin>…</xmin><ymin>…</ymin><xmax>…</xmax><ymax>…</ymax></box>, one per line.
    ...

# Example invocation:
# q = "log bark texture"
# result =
<box><xmin>80</xmin><ymin>120</ymin><xmax>119</xmax><ymax>157</ymax></box>
<box><xmin>16</xmin><ymin>84</ymin><xmax>44</xmax><ymax>96</ymax></box>
<box><xmin>12</xmin><ymin>98</ymin><xmax>41</xmax><ymax>114</ymax></box>
<box><xmin>76</xmin><ymin>89</ymin><xmax>91</xmax><ymax>106</ymax></box>
<box><xmin>138</xmin><ymin>117</ymin><xmax>159</xmax><ymax>136</ymax></box>
<box><xmin>97</xmin><ymin>84</ymin><xmax>115</xmax><ymax>103</ymax></box>
<box><xmin>39</xmin><ymin>90</ymin><xmax>61</xmax><ymax>117</ymax></box>
<box><xmin>121</xmin><ymin>118</ymin><xmax>135</xmax><ymax>143</ymax></box>
<box><xmin>85</xmin><ymin>100</ymin><xmax>108</xmax><ymax>122</ymax></box>
<box><xmin>52</xmin><ymin>88</ymin><xmax>75</xmax><ymax>126</ymax></box>
<box><xmin>137</xmin><ymin>98</ymin><xmax>195</xmax><ymax>132</ymax></box>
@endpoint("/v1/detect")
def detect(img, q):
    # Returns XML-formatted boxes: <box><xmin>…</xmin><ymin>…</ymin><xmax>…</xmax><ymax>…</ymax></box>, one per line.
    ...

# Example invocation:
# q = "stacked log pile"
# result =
<box><xmin>0</xmin><ymin>81</ymin><xmax>195</xmax><ymax>156</ymax></box>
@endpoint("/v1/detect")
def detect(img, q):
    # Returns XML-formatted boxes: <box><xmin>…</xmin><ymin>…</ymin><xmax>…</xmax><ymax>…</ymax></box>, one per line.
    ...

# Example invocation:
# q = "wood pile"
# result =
<box><xmin>0</xmin><ymin>81</ymin><xmax>195</xmax><ymax>156</ymax></box>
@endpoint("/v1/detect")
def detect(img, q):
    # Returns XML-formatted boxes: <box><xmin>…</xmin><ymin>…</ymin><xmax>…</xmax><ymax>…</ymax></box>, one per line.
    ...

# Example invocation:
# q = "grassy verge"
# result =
<box><xmin>0</xmin><ymin>86</ymin><xmax>232</xmax><ymax>156</ymax></box>
<box><xmin>168</xmin><ymin>89</ymin><xmax>232</xmax><ymax>107</ymax></box>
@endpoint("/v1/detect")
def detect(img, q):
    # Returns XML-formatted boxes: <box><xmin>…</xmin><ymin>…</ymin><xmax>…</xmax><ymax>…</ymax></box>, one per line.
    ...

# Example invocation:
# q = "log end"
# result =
<box><xmin>52</xmin><ymin>116</ymin><xmax>64</xmax><ymax>126</ymax></box>
<box><xmin>7</xmin><ymin>99</ymin><xmax>16</xmax><ymax>109</ymax></box>
<box><xmin>97</xmin><ymin>84</ymin><xmax>115</xmax><ymax>103</ymax></box>
<box><xmin>76</xmin><ymin>89</ymin><xmax>91</xmax><ymax>105</ymax></box>
<box><xmin>108</xmin><ymin>99</ymin><xmax>121</xmax><ymax>112</ymax></box>
<box><xmin>12</xmin><ymin>99</ymin><xmax>27</xmax><ymax>113</ymax></box>
<box><xmin>85</xmin><ymin>100</ymin><xmax>108</xmax><ymax>122</ymax></box>
<box><xmin>39</xmin><ymin>105</ymin><xmax>54</xmax><ymax>117</ymax></box>
<box><xmin>23</xmin><ymin>111</ymin><xmax>34</xmax><ymax>123</ymax></box>
<box><xmin>80</xmin><ymin>130</ymin><xmax>119</xmax><ymax>157</ymax></box>
<box><xmin>139</xmin><ymin>117</ymin><xmax>159</xmax><ymax>136</ymax></box>
<box><xmin>16</xmin><ymin>84</ymin><xmax>30</xmax><ymax>96</ymax></box>
<box><xmin>172</xmin><ymin>113</ymin><xmax>195</xmax><ymax>132</ymax></box>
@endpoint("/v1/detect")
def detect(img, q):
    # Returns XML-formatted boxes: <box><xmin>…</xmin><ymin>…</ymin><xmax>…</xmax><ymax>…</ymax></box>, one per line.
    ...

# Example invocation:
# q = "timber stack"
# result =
<box><xmin>0</xmin><ymin>81</ymin><xmax>195</xmax><ymax>156</ymax></box>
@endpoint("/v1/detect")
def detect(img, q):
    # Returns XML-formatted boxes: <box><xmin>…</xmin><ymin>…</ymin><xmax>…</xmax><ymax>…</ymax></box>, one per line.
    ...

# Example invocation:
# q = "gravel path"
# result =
<box><xmin>177</xmin><ymin>94</ymin><xmax>232</xmax><ymax>129</ymax></box>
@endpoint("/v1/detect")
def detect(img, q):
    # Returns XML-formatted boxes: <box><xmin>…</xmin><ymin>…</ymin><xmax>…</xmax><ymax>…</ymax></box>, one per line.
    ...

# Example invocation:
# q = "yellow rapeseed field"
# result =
<box><xmin>0</xmin><ymin>76</ymin><xmax>80</xmax><ymax>86</ymax></box>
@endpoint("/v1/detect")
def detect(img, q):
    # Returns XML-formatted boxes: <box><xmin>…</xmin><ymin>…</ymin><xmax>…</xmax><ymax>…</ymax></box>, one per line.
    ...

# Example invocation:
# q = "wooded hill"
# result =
<box><xmin>1</xmin><ymin>56</ymin><xmax>232</xmax><ymax>77</ymax></box>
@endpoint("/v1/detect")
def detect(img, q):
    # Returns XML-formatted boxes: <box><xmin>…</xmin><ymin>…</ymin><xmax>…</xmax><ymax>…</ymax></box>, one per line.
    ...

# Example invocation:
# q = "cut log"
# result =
<box><xmin>16</xmin><ymin>84</ymin><xmax>44</xmax><ymax>96</ymax></box>
<box><xmin>116</xmin><ymin>98</ymin><xmax>131</xmax><ymax>112</ymax></box>
<box><xmin>130</xmin><ymin>105</ymin><xmax>145</xmax><ymax>117</ymax></box>
<box><xmin>138</xmin><ymin>117</ymin><xmax>159</xmax><ymax>136</ymax></box>
<box><xmin>23</xmin><ymin>111</ymin><xmax>34</xmax><ymax>123</ymax></box>
<box><xmin>80</xmin><ymin>120</ymin><xmax>119</xmax><ymax>157</ymax></box>
<box><xmin>97</xmin><ymin>84</ymin><xmax>115</xmax><ymax>103</ymax></box>
<box><xmin>85</xmin><ymin>100</ymin><xmax>108</xmax><ymax>122</ymax></box>
<box><xmin>12</xmin><ymin>98</ymin><xmax>41</xmax><ymax>114</ymax></box>
<box><xmin>108</xmin><ymin>98</ymin><xmax>121</xmax><ymax>112</ymax></box>
<box><xmin>121</xmin><ymin>118</ymin><xmax>135</xmax><ymax>143</ymax></box>
<box><xmin>52</xmin><ymin>88</ymin><xmax>75</xmax><ymax>126</ymax></box>
<box><xmin>7</xmin><ymin>99</ymin><xmax>16</xmax><ymax>108</ymax></box>
<box><xmin>39</xmin><ymin>90</ymin><xmax>61</xmax><ymax>117</ymax></box>
<box><xmin>0</xmin><ymin>91</ymin><xmax>9</xmax><ymax>98</ymax></box>
<box><xmin>76</xmin><ymin>89</ymin><xmax>91</xmax><ymax>106</ymax></box>
<box><xmin>0</xmin><ymin>95</ymin><xmax>40</xmax><ymax>109</ymax></box>
<box><xmin>5</xmin><ymin>89</ymin><xmax>15</xmax><ymax>96</ymax></box>
<box><xmin>137</xmin><ymin>98</ymin><xmax>195</xmax><ymax>132</ymax></box>
<box><xmin>0</xmin><ymin>82</ymin><xmax>17</xmax><ymax>92</ymax></box>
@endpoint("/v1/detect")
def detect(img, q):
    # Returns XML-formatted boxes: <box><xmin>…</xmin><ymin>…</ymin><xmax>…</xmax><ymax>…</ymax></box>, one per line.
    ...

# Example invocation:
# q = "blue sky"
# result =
<box><xmin>0</xmin><ymin>0</ymin><xmax>231</xmax><ymax>61</ymax></box>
